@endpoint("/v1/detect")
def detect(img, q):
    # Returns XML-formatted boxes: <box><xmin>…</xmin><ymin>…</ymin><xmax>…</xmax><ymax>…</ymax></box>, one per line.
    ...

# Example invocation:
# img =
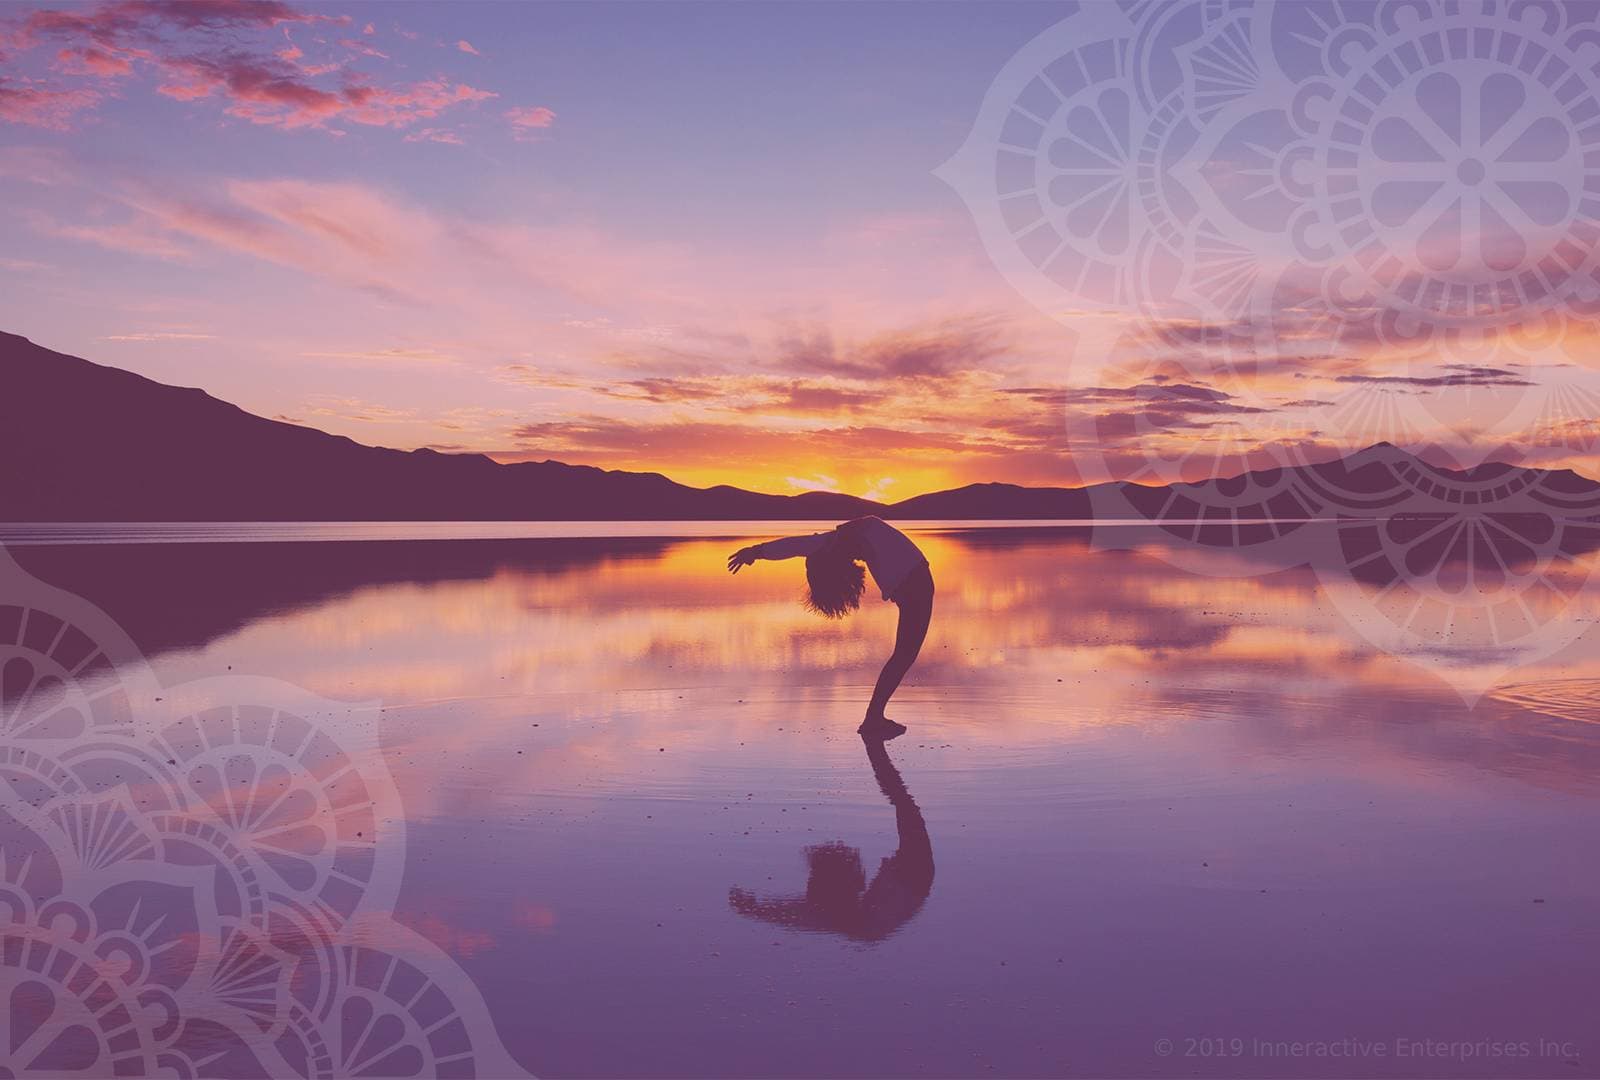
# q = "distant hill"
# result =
<box><xmin>889</xmin><ymin>481</ymin><xmax>1091</xmax><ymax>519</ymax></box>
<box><xmin>3</xmin><ymin>331</ymin><xmax>1596</xmax><ymax>523</ymax></box>
<box><xmin>0</xmin><ymin>333</ymin><xmax>881</xmax><ymax>522</ymax></box>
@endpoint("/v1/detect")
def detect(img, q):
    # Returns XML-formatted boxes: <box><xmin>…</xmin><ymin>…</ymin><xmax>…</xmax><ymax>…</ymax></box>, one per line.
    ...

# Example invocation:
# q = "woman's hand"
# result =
<box><xmin>727</xmin><ymin>545</ymin><xmax>760</xmax><ymax>574</ymax></box>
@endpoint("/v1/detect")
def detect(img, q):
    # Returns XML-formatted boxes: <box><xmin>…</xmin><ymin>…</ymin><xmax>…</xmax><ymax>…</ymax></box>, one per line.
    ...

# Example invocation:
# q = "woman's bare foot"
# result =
<box><xmin>857</xmin><ymin>715</ymin><xmax>907</xmax><ymax>740</ymax></box>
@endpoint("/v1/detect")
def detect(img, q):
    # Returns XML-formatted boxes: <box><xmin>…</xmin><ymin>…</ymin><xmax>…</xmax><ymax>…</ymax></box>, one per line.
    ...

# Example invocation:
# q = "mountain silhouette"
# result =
<box><xmin>3</xmin><ymin>332</ymin><xmax>1595</xmax><ymax>522</ymax></box>
<box><xmin>0</xmin><ymin>332</ymin><xmax>877</xmax><ymax>522</ymax></box>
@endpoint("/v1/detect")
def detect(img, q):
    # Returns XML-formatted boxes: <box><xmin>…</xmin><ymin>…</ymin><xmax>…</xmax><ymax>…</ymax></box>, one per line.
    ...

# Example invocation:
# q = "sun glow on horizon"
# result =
<box><xmin>4</xmin><ymin>0</ymin><xmax>1600</xmax><ymax>493</ymax></box>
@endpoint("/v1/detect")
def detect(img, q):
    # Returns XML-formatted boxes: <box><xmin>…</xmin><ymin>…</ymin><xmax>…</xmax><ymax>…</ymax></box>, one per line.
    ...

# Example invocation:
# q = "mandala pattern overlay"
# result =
<box><xmin>0</xmin><ymin>547</ymin><xmax>529</xmax><ymax>1078</ymax></box>
<box><xmin>941</xmin><ymin>0</ymin><xmax>1600</xmax><ymax>695</ymax></box>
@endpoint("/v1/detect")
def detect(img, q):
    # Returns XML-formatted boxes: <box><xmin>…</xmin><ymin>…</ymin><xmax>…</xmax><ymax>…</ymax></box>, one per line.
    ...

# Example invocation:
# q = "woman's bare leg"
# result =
<box><xmin>863</xmin><ymin>583</ymin><xmax>932</xmax><ymax>723</ymax></box>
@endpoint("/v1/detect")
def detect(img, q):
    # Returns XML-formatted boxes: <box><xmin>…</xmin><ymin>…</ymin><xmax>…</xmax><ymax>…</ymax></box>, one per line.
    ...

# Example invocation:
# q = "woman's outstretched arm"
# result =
<box><xmin>727</xmin><ymin>531</ymin><xmax>830</xmax><ymax>573</ymax></box>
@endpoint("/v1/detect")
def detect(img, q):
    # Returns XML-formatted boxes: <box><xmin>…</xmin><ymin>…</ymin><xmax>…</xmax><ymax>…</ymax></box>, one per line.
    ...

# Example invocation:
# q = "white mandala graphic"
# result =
<box><xmin>944</xmin><ymin>0</ymin><xmax>1600</xmax><ymax>697</ymax></box>
<box><xmin>0</xmin><ymin>547</ymin><xmax>530</xmax><ymax>1078</ymax></box>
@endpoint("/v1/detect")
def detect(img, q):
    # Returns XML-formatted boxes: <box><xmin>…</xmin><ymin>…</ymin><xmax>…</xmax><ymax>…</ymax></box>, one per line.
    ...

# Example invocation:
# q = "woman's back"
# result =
<box><xmin>841</xmin><ymin>516</ymin><xmax>927</xmax><ymax>601</ymax></box>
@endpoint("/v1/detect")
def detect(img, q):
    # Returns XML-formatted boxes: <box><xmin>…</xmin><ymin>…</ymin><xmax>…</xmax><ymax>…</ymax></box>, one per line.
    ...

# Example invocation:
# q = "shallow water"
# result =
<box><xmin>6</xmin><ymin>526</ymin><xmax>1600</xmax><ymax>1078</ymax></box>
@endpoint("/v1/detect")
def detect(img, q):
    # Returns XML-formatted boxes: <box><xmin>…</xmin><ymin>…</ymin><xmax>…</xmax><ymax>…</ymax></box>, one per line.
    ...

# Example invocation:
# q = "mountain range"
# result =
<box><xmin>3</xmin><ymin>331</ymin><xmax>1594</xmax><ymax>522</ymax></box>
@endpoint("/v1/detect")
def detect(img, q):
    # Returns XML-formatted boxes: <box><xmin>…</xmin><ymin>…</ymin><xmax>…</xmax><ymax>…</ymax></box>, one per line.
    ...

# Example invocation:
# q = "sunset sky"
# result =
<box><xmin>3</xmin><ymin>0</ymin><xmax>1599</xmax><ymax>498</ymax></box>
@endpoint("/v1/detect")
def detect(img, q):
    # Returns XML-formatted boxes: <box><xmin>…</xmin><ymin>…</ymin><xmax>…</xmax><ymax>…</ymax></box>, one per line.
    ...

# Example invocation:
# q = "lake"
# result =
<box><xmin>3</xmin><ymin>523</ymin><xmax>1598</xmax><ymax>1078</ymax></box>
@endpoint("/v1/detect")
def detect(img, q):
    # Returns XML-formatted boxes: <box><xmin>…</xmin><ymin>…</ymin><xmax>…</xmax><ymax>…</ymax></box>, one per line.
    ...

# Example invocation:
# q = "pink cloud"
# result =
<box><xmin>91</xmin><ymin>178</ymin><xmax>454</xmax><ymax>302</ymax></box>
<box><xmin>26</xmin><ymin>208</ymin><xmax>193</xmax><ymax>260</ymax></box>
<box><xmin>339</xmin><ymin>37</ymin><xmax>387</xmax><ymax>59</ymax></box>
<box><xmin>155</xmin><ymin>55</ymin><xmax>345</xmax><ymax>125</ymax></box>
<box><xmin>0</xmin><ymin>78</ymin><xmax>100</xmax><ymax>128</ymax></box>
<box><xmin>5</xmin><ymin>0</ymin><xmax>496</xmax><ymax>138</ymax></box>
<box><xmin>72</xmin><ymin>171</ymin><xmax>701</xmax><ymax>312</ymax></box>
<box><xmin>125</xmin><ymin>190</ymin><xmax>297</xmax><ymax>266</ymax></box>
<box><xmin>21</xmin><ymin>0</ymin><xmax>315</xmax><ymax>44</ymax></box>
<box><xmin>0</xmin><ymin>144</ymin><xmax>75</xmax><ymax>183</ymax></box>
<box><xmin>274</xmin><ymin>41</ymin><xmax>340</xmax><ymax>77</ymax></box>
<box><xmin>505</xmin><ymin>104</ymin><xmax>554</xmax><ymax>139</ymax></box>
<box><xmin>403</xmin><ymin>126</ymin><xmax>464</xmax><ymax>145</ymax></box>
<box><xmin>456</xmin><ymin>39</ymin><xmax>479</xmax><ymax>55</ymax></box>
<box><xmin>54</xmin><ymin>45</ymin><xmax>136</xmax><ymax>76</ymax></box>
<box><xmin>342</xmin><ymin>79</ymin><xmax>496</xmax><ymax>129</ymax></box>
<box><xmin>147</xmin><ymin>56</ymin><xmax>495</xmax><ymax>131</ymax></box>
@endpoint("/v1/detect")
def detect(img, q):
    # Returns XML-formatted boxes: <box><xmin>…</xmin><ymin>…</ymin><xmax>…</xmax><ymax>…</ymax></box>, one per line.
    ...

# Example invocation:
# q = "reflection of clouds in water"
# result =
<box><xmin>0</xmin><ymin>548</ymin><xmax>531</xmax><ymax>1078</ymax></box>
<box><xmin>75</xmin><ymin>531</ymin><xmax>1600</xmax><ymax>717</ymax></box>
<box><xmin>19</xmin><ymin>529</ymin><xmax>1600</xmax><ymax>819</ymax></box>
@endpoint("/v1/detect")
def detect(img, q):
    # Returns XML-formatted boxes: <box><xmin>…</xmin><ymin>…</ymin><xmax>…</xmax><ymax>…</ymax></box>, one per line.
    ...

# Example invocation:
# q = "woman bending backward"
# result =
<box><xmin>728</xmin><ymin>516</ymin><xmax>933</xmax><ymax>740</ymax></box>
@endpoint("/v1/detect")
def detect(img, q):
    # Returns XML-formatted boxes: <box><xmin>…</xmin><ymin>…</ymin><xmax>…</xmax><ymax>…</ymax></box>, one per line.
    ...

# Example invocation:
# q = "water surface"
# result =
<box><xmin>8</xmin><ymin>525</ymin><xmax>1600</xmax><ymax>1078</ymax></box>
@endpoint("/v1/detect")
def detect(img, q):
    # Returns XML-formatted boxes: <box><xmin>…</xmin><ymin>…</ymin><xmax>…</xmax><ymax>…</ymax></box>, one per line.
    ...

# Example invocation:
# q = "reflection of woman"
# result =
<box><xmin>729</xmin><ymin>736</ymin><xmax>933</xmax><ymax>942</ymax></box>
<box><xmin>728</xmin><ymin>516</ymin><xmax>933</xmax><ymax>739</ymax></box>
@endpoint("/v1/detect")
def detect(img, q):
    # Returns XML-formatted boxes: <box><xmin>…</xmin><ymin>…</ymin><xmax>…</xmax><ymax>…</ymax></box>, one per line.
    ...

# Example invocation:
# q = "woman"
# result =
<box><xmin>727</xmin><ymin>515</ymin><xmax>933</xmax><ymax>739</ymax></box>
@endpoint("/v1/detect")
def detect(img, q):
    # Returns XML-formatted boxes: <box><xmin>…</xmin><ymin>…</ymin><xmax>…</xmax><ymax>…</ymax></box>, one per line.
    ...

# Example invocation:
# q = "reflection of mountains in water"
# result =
<box><xmin>9</xmin><ymin>538</ymin><xmax>676</xmax><ymax>657</ymax></box>
<box><xmin>13</xmin><ymin>502</ymin><xmax>1600</xmax><ymax>664</ymax></box>
<box><xmin>0</xmin><ymin>524</ymin><xmax>1346</xmax><ymax>663</ymax></box>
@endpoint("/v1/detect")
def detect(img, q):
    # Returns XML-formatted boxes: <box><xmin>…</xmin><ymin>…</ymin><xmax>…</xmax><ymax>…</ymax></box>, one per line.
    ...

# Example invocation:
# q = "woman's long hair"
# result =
<box><xmin>804</xmin><ymin>547</ymin><xmax>866</xmax><ymax>618</ymax></box>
